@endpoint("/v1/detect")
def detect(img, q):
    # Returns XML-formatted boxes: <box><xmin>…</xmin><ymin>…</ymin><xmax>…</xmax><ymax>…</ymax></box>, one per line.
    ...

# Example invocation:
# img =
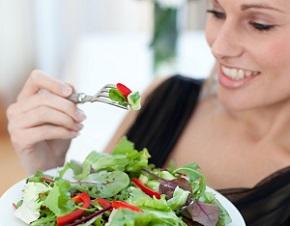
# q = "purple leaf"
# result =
<box><xmin>159</xmin><ymin>178</ymin><xmax>192</xmax><ymax>199</ymax></box>
<box><xmin>182</xmin><ymin>217</ymin><xmax>203</xmax><ymax>226</ymax></box>
<box><xmin>186</xmin><ymin>201</ymin><xmax>219</xmax><ymax>226</ymax></box>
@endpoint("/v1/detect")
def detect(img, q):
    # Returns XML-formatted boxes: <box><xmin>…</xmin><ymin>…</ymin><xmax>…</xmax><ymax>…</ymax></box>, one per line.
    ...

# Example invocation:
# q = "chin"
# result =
<box><xmin>216</xmin><ymin>88</ymin><xmax>256</xmax><ymax>112</ymax></box>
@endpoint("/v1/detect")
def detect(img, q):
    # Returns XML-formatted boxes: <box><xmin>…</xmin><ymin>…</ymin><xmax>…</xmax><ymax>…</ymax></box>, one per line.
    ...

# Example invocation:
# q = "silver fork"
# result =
<box><xmin>68</xmin><ymin>84</ymin><xmax>130</xmax><ymax>110</ymax></box>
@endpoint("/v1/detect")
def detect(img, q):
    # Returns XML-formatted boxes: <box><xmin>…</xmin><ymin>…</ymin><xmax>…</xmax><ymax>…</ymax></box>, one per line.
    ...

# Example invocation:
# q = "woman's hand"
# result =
<box><xmin>6</xmin><ymin>70</ymin><xmax>86</xmax><ymax>174</ymax></box>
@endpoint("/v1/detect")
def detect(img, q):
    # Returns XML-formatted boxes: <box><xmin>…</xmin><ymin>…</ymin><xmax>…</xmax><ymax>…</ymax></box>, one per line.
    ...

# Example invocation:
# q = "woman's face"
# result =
<box><xmin>206</xmin><ymin>0</ymin><xmax>290</xmax><ymax>111</ymax></box>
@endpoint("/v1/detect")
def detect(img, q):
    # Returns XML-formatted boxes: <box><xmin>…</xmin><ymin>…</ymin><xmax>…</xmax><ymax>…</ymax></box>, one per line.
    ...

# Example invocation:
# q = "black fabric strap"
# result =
<box><xmin>126</xmin><ymin>75</ymin><xmax>202</xmax><ymax>167</ymax></box>
<box><xmin>220</xmin><ymin>166</ymin><xmax>290</xmax><ymax>226</ymax></box>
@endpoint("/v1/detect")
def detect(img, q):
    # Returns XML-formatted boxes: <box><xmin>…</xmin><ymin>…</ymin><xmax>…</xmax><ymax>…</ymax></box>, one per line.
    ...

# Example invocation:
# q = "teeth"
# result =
<box><xmin>245</xmin><ymin>70</ymin><xmax>252</xmax><ymax>78</ymax></box>
<box><xmin>222</xmin><ymin>66</ymin><xmax>257</xmax><ymax>80</ymax></box>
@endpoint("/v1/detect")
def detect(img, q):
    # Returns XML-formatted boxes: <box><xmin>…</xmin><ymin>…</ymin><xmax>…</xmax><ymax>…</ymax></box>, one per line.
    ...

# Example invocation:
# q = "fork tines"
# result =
<box><xmin>94</xmin><ymin>84</ymin><xmax>129</xmax><ymax>110</ymax></box>
<box><xmin>69</xmin><ymin>84</ymin><xmax>130</xmax><ymax>110</ymax></box>
<box><xmin>97</xmin><ymin>84</ymin><xmax>114</xmax><ymax>96</ymax></box>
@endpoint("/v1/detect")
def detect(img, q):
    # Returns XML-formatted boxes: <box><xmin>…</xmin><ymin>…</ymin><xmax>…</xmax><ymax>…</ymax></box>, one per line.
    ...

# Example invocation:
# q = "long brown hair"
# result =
<box><xmin>200</xmin><ymin>62</ymin><xmax>218</xmax><ymax>99</ymax></box>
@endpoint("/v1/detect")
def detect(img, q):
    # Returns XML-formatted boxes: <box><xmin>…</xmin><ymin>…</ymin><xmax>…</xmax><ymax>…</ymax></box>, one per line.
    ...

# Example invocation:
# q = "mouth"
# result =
<box><xmin>218</xmin><ymin>65</ymin><xmax>260</xmax><ymax>89</ymax></box>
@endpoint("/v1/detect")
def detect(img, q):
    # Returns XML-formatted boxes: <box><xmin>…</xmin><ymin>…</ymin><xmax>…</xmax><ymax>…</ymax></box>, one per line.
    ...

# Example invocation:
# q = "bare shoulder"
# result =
<box><xmin>104</xmin><ymin>77</ymin><xmax>168</xmax><ymax>152</ymax></box>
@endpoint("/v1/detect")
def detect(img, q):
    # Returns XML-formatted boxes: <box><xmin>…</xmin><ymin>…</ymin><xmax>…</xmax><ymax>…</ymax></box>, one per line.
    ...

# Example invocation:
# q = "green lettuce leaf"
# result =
<box><xmin>86</xmin><ymin>170</ymin><xmax>130</xmax><ymax>198</ymax></box>
<box><xmin>167</xmin><ymin>186</ymin><xmax>190</xmax><ymax>210</ymax></box>
<box><xmin>127</xmin><ymin>91</ymin><xmax>141</xmax><ymax>110</ymax></box>
<box><xmin>69</xmin><ymin>137</ymin><xmax>150</xmax><ymax>180</ymax></box>
<box><xmin>73</xmin><ymin>151</ymin><xmax>106</xmax><ymax>179</ymax></box>
<box><xmin>109</xmin><ymin>88</ymin><xmax>127</xmax><ymax>106</ymax></box>
<box><xmin>112</xmin><ymin>137</ymin><xmax>150</xmax><ymax>173</ymax></box>
<box><xmin>173</xmin><ymin>163</ymin><xmax>206</xmax><ymax>198</ymax></box>
<box><xmin>30</xmin><ymin>213</ymin><xmax>55</xmax><ymax>226</ymax></box>
<box><xmin>127</xmin><ymin>187</ymin><xmax>170</xmax><ymax>211</ymax></box>
<box><xmin>42</xmin><ymin>179</ymin><xmax>75</xmax><ymax>216</ymax></box>
<box><xmin>106</xmin><ymin>208</ymin><xmax>187</xmax><ymax>226</ymax></box>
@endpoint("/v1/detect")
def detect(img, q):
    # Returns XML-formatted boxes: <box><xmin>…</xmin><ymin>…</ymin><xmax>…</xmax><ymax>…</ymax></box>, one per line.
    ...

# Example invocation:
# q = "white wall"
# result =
<box><xmin>0</xmin><ymin>0</ymin><xmax>35</xmax><ymax>98</ymax></box>
<box><xmin>80</xmin><ymin>0</ymin><xmax>152</xmax><ymax>33</ymax></box>
<box><xmin>34</xmin><ymin>0</ymin><xmax>83</xmax><ymax>77</ymax></box>
<box><xmin>0</xmin><ymin>0</ymin><xmax>207</xmax><ymax>98</ymax></box>
<box><xmin>34</xmin><ymin>0</ymin><xmax>143</xmax><ymax>75</ymax></box>
<box><xmin>34</xmin><ymin>0</ymin><xmax>152</xmax><ymax>78</ymax></box>
<box><xmin>187</xmin><ymin>0</ymin><xmax>208</xmax><ymax>30</ymax></box>
<box><xmin>77</xmin><ymin>0</ymin><xmax>206</xmax><ymax>33</ymax></box>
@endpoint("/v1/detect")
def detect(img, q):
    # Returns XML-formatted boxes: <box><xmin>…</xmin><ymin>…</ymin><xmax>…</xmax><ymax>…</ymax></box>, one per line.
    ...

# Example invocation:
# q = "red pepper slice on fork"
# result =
<box><xmin>116</xmin><ymin>83</ymin><xmax>132</xmax><ymax>98</ymax></box>
<box><xmin>131</xmin><ymin>178</ymin><xmax>161</xmax><ymax>199</ymax></box>
<box><xmin>57</xmin><ymin>192</ymin><xmax>91</xmax><ymax>226</ymax></box>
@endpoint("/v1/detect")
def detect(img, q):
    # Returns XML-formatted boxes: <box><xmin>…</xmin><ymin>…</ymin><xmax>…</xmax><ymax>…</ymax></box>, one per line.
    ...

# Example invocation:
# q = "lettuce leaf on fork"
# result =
<box><xmin>108</xmin><ymin>84</ymin><xmax>141</xmax><ymax>110</ymax></box>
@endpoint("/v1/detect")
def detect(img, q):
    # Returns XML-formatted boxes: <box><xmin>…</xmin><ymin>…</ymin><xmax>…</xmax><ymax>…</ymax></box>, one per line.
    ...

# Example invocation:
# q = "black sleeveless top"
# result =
<box><xmin>126</xmin><ymin>75</ymin><xmax>290</xmax><ymax>226</ymax></box>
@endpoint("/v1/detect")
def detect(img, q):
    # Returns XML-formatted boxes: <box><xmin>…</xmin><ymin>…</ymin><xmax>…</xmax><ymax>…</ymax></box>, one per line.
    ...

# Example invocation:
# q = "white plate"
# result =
<box><xmin>0</xmin><ymin>169</ymin><xmax>246</xmax><ymax>226</ymax></box>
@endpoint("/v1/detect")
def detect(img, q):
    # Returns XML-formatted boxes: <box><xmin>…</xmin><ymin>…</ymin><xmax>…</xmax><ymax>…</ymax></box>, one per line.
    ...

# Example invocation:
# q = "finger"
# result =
<box><xmin>17</xmin><ymin>70</ymin><xmax>73</xmax><ymax>101</ymax></box>
<box><xmin>11</xmin><ymin>106</ymin><xmax>83</xmax><ymax>132</ymax></box>
<box><xmin>12</xmin><ymin>125</ymin><xmax>78</xmax><ymax>151</ymax></box>
<box><xmin>9</xmin><ymin>90</ymin><xmax>86</xmax><ymax>122</ymax></box>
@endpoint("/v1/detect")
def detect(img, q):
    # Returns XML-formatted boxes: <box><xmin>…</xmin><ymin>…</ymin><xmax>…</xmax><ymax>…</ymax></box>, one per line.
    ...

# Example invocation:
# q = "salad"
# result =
<box><xmin>108</xmin><ymin>83</ymin><xmax>141</xmax><ymax>110</ymax></box>
<box><xmin>14</xmin><ymin>138</ymin><xmax>232</xmax><ymax>226</ymax></box>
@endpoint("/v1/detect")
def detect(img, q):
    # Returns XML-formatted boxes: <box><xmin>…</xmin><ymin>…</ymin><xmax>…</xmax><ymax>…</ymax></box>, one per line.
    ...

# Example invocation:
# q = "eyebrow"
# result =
<box><xmin>240</xmin><ymin>4</ymin><xmax>285</xmax><ymax>13</ymax></box>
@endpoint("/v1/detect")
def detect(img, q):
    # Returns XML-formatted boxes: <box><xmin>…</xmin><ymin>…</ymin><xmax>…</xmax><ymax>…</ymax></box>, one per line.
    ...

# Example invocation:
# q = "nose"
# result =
<box><xmin>211</xmin><ymin>21</ymin><xmax>243</xmax><ymax>60</ymax></box>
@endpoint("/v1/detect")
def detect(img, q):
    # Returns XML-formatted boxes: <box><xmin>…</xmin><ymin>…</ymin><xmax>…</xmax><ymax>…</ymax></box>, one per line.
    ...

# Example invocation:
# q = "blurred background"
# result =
<box><xmin>0</xmin><ymin>0</ymin><xmax>214</xmax><ymax>194</ymax></box>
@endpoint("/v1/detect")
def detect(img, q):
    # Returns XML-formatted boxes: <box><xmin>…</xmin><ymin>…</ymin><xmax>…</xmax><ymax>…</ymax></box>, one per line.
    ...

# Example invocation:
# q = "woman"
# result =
<box><xmin>6</xmin><ymin>0</ymin><xmax>290</xmax><ymax>225</ymax></box>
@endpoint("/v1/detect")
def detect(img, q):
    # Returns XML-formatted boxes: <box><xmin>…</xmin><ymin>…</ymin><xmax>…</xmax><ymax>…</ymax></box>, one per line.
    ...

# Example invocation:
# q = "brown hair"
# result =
<box><xmin>200</xmin><ymin>62</ymin><xmax>218</xmax><ymax>100</ymax></box>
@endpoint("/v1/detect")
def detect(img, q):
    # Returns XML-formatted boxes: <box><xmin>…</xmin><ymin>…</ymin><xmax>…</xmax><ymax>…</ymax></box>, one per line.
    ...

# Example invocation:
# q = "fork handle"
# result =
<box><xmin>68</xmin><ymin>93</ymin><xmax>88</xmax><ymax>104</ymax></box>
<box><xmin>68</xmin><ymin>93</ymin><xmax>78</xmax><ymax>103</ymax></box>
<box><xmin>68</xmin><ymin>92</ymin><xmax>130</xmax><ymax>110</ymax></box>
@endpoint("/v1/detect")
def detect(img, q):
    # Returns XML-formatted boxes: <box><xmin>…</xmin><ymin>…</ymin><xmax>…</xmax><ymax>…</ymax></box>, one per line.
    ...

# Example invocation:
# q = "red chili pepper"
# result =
<box><xmin>57</xmin><ymin>192</ymin><xmax>91</xmax><ymax>226</ymax></box>
<box><xmin>96</xmin><ymin>198</ymin><xmax>112</xmax><ymax>209</ymax></box>
<box><xmin>131</xmin><ymin>178</ymin><xmax>161</xmax><ymax>199</ymax></box>
<box><xmin>116</xmin><ymin>83</ymin><xmax>132</xmax><ymax>98</ymax></box>
<box><xmin>111</xmin><ymin>201</ymin><xmax>142</xmax><ymax>212</ymax></box>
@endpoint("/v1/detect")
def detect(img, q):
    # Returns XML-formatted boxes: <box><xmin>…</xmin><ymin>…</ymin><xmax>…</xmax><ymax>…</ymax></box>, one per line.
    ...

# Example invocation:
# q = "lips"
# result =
<box><xmin>222</xmin><ymin>66</ymin><xmax>259</xmax><ymax>80</ymax></box>
<box><xmin>218</xmin><ymin>65</ymin><xmax>260</xmax><ymax>89</ymax></box>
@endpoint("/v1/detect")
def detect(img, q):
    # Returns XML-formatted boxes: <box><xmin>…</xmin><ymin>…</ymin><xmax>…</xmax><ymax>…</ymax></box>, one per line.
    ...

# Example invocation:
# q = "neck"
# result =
<box><xmin>221</xmin><ymin>99</ymin><xmax>290</xmax><ymax>145</ymax></box>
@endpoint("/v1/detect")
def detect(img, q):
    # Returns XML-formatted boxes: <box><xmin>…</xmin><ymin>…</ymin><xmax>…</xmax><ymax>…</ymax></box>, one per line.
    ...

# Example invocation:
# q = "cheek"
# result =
<box><xmin>256</xmin><ymin>36</ymin><xmax>290</xmax><ymax>71</ymax></box>
<box><xmin>265</xmin><ymin>39</ymin><xmax>290</xmax><ymax>97</ymax></box>
<box><xmin>205</xmin><ymin>20</ymin><xmax>218</xmax><ymax>48</ymax></box>
<box><xmin>234</xmin><ymin>36</ymin><xmax>290</xmax><ymax>108</ymax></box>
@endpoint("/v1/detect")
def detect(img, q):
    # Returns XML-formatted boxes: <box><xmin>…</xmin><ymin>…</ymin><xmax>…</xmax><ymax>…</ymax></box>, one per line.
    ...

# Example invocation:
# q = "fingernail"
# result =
<box><xmin>71</xmin><ymin>131</ymin><xmax>79</xmax><ymax>137</ymax></box>
<box><xmin>62</xmin><ymin>85</ymin><xmax>72</xmax><ymax>96</ymax></box>
<box><xmin>75</xmin><ymin>123</ymin><xmax>83</xmax><ymax>130</ymax></box>
<box><xmin>75</xmin><ymin>109</ymin><xmax>86</xmax><ymax>121</ymax></box>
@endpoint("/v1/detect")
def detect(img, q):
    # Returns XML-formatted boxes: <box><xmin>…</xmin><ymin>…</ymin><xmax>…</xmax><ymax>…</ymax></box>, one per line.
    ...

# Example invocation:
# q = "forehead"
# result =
<box><xmin>211</xmin><ymin>0</ymin><xmax>290</xmax><ymax>11</ymax></box>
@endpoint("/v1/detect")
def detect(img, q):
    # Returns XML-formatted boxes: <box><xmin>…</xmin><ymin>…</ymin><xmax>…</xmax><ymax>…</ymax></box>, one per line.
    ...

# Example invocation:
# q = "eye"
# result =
<box><xmin>206</xmin><ymin>9</ymin><xmax>226</xmax><ymax>20</ymax></box>
<box><xmin>249</xmin><ymin>22</ymin><xmax>275</xmax><ymax>31</ymax></box>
